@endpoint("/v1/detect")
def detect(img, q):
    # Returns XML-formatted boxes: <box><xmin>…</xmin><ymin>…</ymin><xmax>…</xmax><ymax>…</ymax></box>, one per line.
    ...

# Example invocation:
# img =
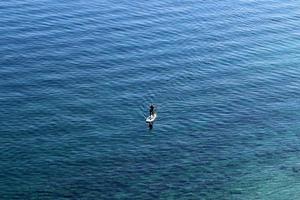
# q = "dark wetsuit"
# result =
<box><xmin>149</xmin><ymin>105</ymin><xmax>154</xmax><ymax>116</ymax></box>
<box><xmin>148</xmin><ymin>122</ymin><xmax>153</xmax><ymax>129</ymax></box>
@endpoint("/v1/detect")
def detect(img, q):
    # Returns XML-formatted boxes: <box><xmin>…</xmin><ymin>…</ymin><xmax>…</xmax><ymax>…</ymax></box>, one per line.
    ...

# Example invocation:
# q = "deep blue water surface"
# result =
<box><xmin>1</xmin><ymin>0</ymin><xmax>300</xmax><ymax>199</ymax></box>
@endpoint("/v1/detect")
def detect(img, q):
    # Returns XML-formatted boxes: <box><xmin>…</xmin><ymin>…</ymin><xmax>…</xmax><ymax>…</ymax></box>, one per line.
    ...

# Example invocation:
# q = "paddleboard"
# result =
<box><xmin>146</xmin><ymin>112</ymin><xmax>157</xmax><ymax>123</ymax></box>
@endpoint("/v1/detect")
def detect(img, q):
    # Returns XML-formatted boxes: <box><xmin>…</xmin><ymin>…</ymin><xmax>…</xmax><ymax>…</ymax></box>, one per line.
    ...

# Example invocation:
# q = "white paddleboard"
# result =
<box><xmin>146</xmin><ymin>112</ymin><xmax>157</xmax><ymax>123</ymax></box>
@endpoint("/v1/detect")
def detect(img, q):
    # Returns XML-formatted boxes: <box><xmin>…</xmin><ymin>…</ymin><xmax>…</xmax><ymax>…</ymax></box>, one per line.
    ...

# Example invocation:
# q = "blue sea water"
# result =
<box><xmin>1</xmin><ymin>0</ymin><xmax>300</xmax><ymax>199</ymax></box>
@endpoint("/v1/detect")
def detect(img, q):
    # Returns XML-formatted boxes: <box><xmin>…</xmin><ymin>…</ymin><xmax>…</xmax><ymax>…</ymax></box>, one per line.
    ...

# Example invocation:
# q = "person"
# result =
<box><xmin>149</xmin><ymin>104</ymin><xmax>154</xmax><ymax>116</ymax></box>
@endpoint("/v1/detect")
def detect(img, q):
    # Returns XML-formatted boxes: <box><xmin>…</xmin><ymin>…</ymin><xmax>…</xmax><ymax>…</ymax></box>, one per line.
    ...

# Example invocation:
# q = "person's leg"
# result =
<box><xmin>149</xmin><ymin>123</ymin><xmax>153</xmax><ymax>129</ymax></box>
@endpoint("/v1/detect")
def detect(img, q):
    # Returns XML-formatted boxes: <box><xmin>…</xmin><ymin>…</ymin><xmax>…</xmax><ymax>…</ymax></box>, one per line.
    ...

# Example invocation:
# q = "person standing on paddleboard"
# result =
<box><xmin>149</xmin><ymin>104</ymin><xmax>154</xmax><ymax>116</ymax></box>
